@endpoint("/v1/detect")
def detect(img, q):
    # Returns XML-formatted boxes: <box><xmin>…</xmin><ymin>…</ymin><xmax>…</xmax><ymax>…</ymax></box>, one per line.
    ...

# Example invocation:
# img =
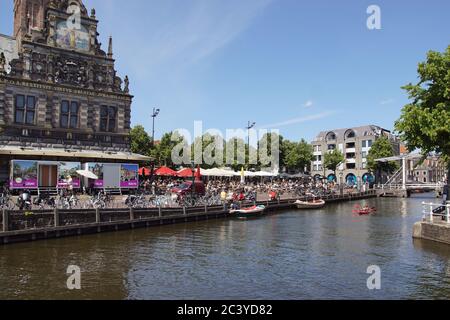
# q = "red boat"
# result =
<box><xmin>352</xmin><ymin>204</ymin><xmax>377</xmax><ymax>215</ymax></box>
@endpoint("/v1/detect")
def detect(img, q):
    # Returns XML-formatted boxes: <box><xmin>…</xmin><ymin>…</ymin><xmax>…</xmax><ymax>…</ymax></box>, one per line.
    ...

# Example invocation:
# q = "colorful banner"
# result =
<box><xmin>88</xmin><ymin>163</ymin><xmax>104</xmax><ymax>188</ymax></box>
<box><xmin>120</xmin><ymin>164</ymin><xmax>139</xmax><ymax>188</ymax></box>
<box><xmin>58</xmin><ymin>162</ymin><xmax>81</xmax><ymax>188</ymax></box>
<box><xmin>10</xmin><ymin>160</ymin><xmax>38</xmax><ymax>189</ymax></box>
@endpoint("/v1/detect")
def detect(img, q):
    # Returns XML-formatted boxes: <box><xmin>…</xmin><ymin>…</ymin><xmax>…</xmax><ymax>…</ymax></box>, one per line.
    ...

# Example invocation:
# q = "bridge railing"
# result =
<box><xmin>422</xmin><ymin>202</ymin><xmax>450</xmax><ymax>224</ymax></box>
<box><xmin>379</xmin><ymin>184</ymin><xmax>442</xmax><ymax>190</ymax></box>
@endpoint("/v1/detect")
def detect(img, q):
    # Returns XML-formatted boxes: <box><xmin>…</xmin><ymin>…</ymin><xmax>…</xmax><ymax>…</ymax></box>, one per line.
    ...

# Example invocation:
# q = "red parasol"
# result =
<box><xmin>139</xmin><ymin>167</ymin><xmax>151</xmax><ymax>176</ymax></box>
<box><xmin>177</xmin><ymin>168</ymin><xmax>195</xmax><ymax>178</ymax></box>
<box><xmin>155</xmin><ymin>166</ymin><xmax>177</xmax><ymax>176</ymax></box>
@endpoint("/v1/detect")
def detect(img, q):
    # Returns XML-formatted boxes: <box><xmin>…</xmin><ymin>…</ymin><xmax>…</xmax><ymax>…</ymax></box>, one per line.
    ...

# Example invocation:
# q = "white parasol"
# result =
<box><xmin>76</xmin><ymin>170</ymin><xmax>99</xmax><ymax>180</ymax></box>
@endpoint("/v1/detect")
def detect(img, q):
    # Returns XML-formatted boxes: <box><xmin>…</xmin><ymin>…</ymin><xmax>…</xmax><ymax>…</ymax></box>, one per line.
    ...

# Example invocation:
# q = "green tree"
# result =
<box><xmin>130</xmin><ymin>125</ymin><xmax>151</xmax><ymax>156</ymax></box>
<box><xmin>367</xmin><ymin>136</ymin><xmax>399</xmax><ymax>180</ymax></box>
<box><xmin>284</xmin><ymin>139</ymin><xmax>314</xmax><ymax>173</ymax></box>
<box><xmin>323</xmin><ymin>149</ymin><xmax>344</xmax><ymax>176</ymax></box>
<box><xmin>225</xmin><ymin>137</ymin><xmax>247</xmax><ymax>172</ymax></box>
<box><xmin>395</xmin><ymin>45</ymin><xmax>450</xmax><ymax>196</ymax></box>
<box><xmin>191</xmin><ymin>133</ymin><xmax>226</xmax><ymax>169</ymax></box>
<box><xmin>150</xmin><ymin>132</ymin><xmax>183</xmax><ymax>168</ymax></box>
<box><xmin>258</xmin><ymin>132</ymin><xmax>284</xmax><ymax>171</ymax></box>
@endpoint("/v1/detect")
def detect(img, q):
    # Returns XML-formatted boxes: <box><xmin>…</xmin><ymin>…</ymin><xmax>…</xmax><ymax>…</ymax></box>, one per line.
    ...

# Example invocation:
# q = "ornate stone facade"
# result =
<box><xmin>0</xmin><ymin>0</ymin><xmax>132</xmax><ymax>152</ymax></box>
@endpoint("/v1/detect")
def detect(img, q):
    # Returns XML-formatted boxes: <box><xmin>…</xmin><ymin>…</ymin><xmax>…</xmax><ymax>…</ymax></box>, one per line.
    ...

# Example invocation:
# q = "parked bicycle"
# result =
<box><xmin>0</xmin><ymin>189</ymin><xmax>15</xmax><ymax>210</ymax></box>
<box><xmin>33</xmin><ymin>192</ymin><xmax>56</xmax><ymax>210</ymax></box>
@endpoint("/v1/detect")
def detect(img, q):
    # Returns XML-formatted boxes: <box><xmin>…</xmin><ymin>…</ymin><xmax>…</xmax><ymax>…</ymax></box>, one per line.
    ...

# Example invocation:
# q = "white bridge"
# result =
<box><xmin>376</xmin><ymin>153</ymin><xmax>444</xmax><ymax>194</ymax></box>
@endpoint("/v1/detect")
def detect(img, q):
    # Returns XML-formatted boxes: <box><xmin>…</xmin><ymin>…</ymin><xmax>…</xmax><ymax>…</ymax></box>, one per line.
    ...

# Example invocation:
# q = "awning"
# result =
<box><xmin>0</xmin><ymin>146</ymin><xmax>152</xmax><ymax>162</ymax></box>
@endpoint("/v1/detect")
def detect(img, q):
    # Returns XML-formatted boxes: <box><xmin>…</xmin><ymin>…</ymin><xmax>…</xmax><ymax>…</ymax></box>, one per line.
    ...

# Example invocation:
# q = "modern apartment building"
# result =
<box><xmin>310</xmin><ymin>125</ymin><xmax>401</xmax><ymax>185</ymax></box>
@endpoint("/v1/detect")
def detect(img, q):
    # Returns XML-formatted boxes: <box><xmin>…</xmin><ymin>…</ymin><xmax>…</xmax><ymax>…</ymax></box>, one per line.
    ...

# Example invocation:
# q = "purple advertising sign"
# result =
<box><xmin>58</xmin><ymin>178</ymin><xmax>81</xmax><ymax>189</ymax></box>
<box><xmin>10</xmin><ymin>160</ymin><xmax>38</xmax><ymax>189</ymax></box>
<box><xmin>120</xmin><ymin>180</ymin><xmax>138</xmax><ymax>188</ymax></box>
<box><xmin>94</xmin><ymin>180</ymin><xmax>104</xmax><ymax>188</ymax></box>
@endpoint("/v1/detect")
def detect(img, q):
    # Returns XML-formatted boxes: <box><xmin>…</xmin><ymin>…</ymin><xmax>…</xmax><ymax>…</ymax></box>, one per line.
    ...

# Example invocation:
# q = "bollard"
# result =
<box><xmin>2</xmin><ymin>209</ymin><xmax>9</xmax><ymax>232</ymax></box>
<box><xmin>96</xmin><ymin>208</ymin><xmax>101</xmax><ymax>223</ymax></box>
<box><xmin>183</xmin><ymin>206</ymin><xmax>186</xmax><ymax>215</ymax></box>
<box><xmin>447</xmin><ymin>205</ymin><xmax>450</xmax><ymax>224</ymax></box>
<box><xmin>158</xmin><ymin>204</ymin><xmax>162</xmax><ymax>218</ymax></box>
<box><xmin>429</xmin><ymin>203</ymin><xmax>434</xmax><ymax>223</ymax></box>
<box><xmin>54</xmin><ymin>208</ymin><xmax>60</xmax><ymax>227</ymax></box>
<box><xmin>130</xmin><ymin>207</ymin><xmax>135</xmax><ymax>221</ymax></box>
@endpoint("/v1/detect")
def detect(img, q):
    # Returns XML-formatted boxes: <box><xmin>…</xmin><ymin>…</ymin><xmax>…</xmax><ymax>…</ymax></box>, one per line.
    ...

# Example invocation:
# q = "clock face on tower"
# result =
<box><xmin>55</xmin><ymin>20</ymin><xmax>90</xmax><ymax>52</ymax></box>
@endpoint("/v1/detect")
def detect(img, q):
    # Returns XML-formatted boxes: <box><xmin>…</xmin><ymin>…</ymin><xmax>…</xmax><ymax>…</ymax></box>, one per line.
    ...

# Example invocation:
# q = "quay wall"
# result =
<box><xmin>413</xmin><ymin>221</ymin><xmax>450</xmax><ymax>245</ymax></box>
<box><xmin>0</xmin><ymin>191</ymin><xmax>377</xmax><ymax>245</ymax></box>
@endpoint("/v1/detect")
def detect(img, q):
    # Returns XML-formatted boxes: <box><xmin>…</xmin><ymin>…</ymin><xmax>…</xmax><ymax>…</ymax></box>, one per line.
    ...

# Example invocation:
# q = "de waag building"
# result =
<box><xmin>0</xmin><ymin>0</ymin><xmax>150</xmax><ymax>193</ymax></box>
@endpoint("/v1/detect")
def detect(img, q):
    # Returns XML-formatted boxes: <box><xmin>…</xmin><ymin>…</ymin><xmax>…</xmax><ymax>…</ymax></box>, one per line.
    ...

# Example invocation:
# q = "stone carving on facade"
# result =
<box><xmin>54</xmin><ymin>56</ymin><xmax>87</xmax><ymax>86</ymax></box>
<box><xmin>5</xmin><ymin>0</ymin><xmax>129</xmax><ymax>95</ymax></box>
<box><xmin>124</xmin><ymin>76</ymin><xmax>130</xmax><ymax>93</ymax></box>
<box><xmin>0</xmin><ymin>52</ymin><xmax>6</xmax><ymax>75</ymax></box>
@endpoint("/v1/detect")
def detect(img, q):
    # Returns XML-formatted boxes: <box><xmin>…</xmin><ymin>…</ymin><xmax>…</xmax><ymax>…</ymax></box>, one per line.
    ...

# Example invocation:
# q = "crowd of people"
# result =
<box><xmin>139</xmin><ymin>175</ymin><xmax>369</xmax><ymax>201</ymax></box>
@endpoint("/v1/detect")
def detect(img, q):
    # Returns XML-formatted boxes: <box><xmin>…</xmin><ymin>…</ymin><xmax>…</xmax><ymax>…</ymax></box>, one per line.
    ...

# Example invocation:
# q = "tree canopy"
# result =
<box><xmin>130</xmin><ymin>125</ymin><xmax>152</xmax><ymax>157</ymax></box>
<box><xmin>395</xmin><ymin>45</ymin><xmax>450</xmax><ymax>166</ymax></box>
<box><xmin>367</xmin><ymin>136</ymin><xmax>399</xmax><ymax>174</ymax></box>
<box><xmin>323</xmin><ymin>149</ymin><xmax>344</xmax><ymax>175</ymax></box>
<box><xmin>129</xmin><ymin>126</ymin><xmax>313</xmax><ymax>173</ymax></box>
<box><xmin>284</xmin><ymin>139</ymin><xmax>314</xmax><ymax>173</ymax></box>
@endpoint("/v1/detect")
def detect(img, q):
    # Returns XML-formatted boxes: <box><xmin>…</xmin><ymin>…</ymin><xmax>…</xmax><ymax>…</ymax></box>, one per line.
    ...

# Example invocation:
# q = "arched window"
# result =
<box><xmin>346</xmin><ymin>173</ymin><xmax>357</xmax><ymax>186</ymax></box>
<box><xmin>326</xmin><ymin>132</ymin><xmax>337</xmax><ymax>142</ymax></box>
<box><xmin>345</xmin><ymin>129</ymin><xmax>356</xmax><ymax>140</ymax></box>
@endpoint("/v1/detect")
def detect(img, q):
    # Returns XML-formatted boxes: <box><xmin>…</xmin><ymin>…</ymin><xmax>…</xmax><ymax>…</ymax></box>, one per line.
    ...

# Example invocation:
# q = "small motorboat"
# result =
<box><xmin>294</xmin><ymin>199</ymin><xmax>326</xmax><ymax>209</ymax></box>
<box><xmin>353</xmin><ymin>205</ymin><xmax>377</xmax><ymax>215</ymax></box>
<box><xmin>230</xmin><ymin>205</ymin><xmax>266</xmax><ymax>218</ymax></box>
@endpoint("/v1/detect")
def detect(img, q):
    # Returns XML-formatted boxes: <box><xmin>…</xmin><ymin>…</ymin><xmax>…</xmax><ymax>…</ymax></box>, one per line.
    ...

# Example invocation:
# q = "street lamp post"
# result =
<box><xmin>151</xmin><ymin>107</ymin><xmax>160</xmax><ymax>148</ymax></box>
<box><xmin>246</xmin><ymin>121</ymin><xmax>256</xmax><ymax>169</ymax></box>
<box><xmin>149</xmin><ymin>108</ymin><xmax>160</xmax><ymax>184</ymax></box>
<box><xmin>191</xmin><ymin>160</ymin><xmax>195</xmax><ymax>198</ymax></box>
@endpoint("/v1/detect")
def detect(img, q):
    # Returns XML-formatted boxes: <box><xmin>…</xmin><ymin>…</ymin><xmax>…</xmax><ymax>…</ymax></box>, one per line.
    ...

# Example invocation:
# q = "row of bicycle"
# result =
<box><xmin>0</xmin><ymin>190</ymin><xmax>116</xmax><ymax>211</ymax></box>
<box><xmin>0</xmin><ymin>189</ymin><xmax>257</xmax><ymax>211</ymax></box>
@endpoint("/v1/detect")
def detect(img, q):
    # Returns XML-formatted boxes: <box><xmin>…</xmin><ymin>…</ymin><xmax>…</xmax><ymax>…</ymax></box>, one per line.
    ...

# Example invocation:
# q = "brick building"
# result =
<box><xmin>0</xmin><ymin>0</ymin><xmax>150</xmax><ymax>191</ymax></box>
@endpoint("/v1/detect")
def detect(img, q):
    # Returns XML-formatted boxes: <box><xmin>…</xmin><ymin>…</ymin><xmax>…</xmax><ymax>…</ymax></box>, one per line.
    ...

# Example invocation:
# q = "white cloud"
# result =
<box><xmin>303</xmin><ymin>100</ymin><xmax>314</xmax><ymax>108</ymax></box>
<box><xmin>103</xmin><ymin>0</ymin><xmax>274</xmax><ymax>79</ymax></box>
<box><xmin>260</xmin><ymin>111</ymin><xmax>336</xmax><ymax>129</ymax></box>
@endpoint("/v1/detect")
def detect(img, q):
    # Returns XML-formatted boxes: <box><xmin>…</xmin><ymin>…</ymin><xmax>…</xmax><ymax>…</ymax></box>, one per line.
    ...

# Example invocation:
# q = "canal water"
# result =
<box><xmin>1</xmin><ymin>193</ymin><xmax>450</xmax><ymax>300</ymax></box>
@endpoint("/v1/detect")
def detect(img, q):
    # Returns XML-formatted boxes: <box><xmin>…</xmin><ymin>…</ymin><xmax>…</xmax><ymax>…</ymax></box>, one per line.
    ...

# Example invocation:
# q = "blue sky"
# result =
<box><xmin>1</xmin><ymin>0</ymin><xmax>449</xmax><ymax>142</ymax></box>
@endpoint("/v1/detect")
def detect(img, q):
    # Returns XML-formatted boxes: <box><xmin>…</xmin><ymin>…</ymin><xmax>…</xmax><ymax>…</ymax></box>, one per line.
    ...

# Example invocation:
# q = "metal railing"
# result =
<box><xmin>0</xmin><ymin>191</ymin><xmax>378</xmax><ymax>234</ymax></box>
<box><xmin>380</xmin><ymin>184</ymin><xmax>442</xmax><ymax>190</ymax></box>
<box><xmin>422</xmin><ymin>202</ymin><xmax>450</xmax><ymax>224</ymax></box>
<box><xmin>383</xmin><ymin>168</ymin><xmax>403</xmax><ymax>189</ymax></box>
